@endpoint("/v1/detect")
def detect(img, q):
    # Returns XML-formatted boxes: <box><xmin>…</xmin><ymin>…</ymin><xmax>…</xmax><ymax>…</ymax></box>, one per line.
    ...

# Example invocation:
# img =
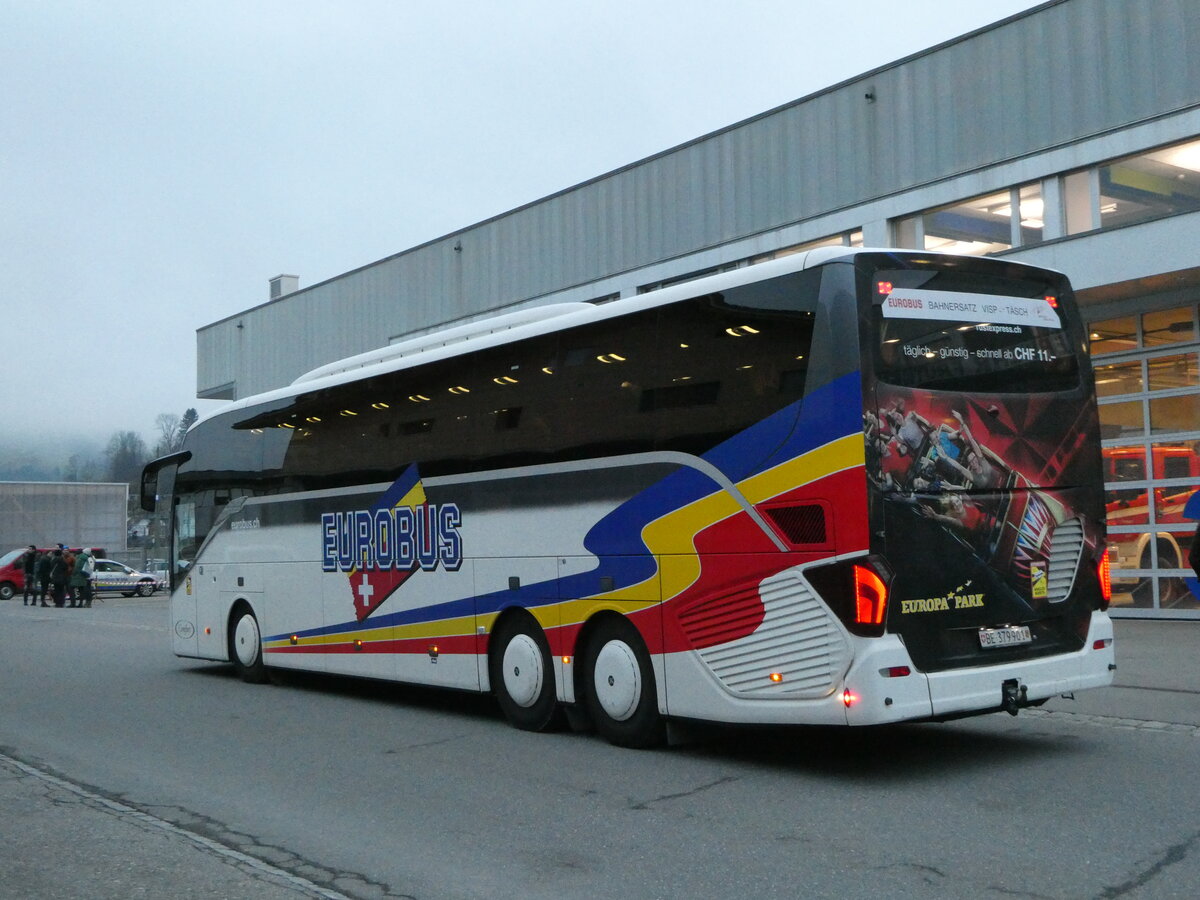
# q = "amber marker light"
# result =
<box><xmin>354</xmin><ymin>639</ymin><xmax>363</xmax><ymax>651</ymax></box>
<box><xmin>769</xmin><ymin>672</ymin><xmax>784</xmax><ymax>683</ymax></box>
<box><xmin>290</xmin><ymin>635</ymin><xmax>299</xmax><ymax>645</ymax></box>
<box><xmin>204</xmin><ymin>627</ymin><xmax>211</xmax><ymax>635</ymax></box>
<box><xmin>1098</xmin><ymin>549</ymin><xmax>1112</xmax><ymax>606</ymax></box>
<box><xmin>562</xmin><ymin>656</ymin><xmax>572</xmax><ymax>665</ymax></box>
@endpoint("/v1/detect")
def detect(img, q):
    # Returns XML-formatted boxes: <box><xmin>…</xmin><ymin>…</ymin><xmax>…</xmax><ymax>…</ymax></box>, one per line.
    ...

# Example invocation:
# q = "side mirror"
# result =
<box><xmin>139</xmin><ymin>451</ymin><xmax>191</xmax><ymax>512</ymax></box>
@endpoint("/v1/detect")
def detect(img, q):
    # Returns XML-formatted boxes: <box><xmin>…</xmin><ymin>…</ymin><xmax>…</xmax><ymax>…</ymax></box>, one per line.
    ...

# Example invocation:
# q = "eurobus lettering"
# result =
<box><xmin>320</xmin><ymin>503</ymin><xmax>462</xmax><ymax>574</ymax></box>
<box><xmin>142</xmin><ymin>248</ymin><xmax>1115</xmax><ymax>747</ymax></box>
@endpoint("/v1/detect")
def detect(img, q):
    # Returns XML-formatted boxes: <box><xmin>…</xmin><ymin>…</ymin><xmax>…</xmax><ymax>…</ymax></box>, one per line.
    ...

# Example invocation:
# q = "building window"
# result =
<box><xmin>921</xmin><ymin>190</ymin><xmax>1014</xmax><ymax>255</ymax></box>
<box><xmin>1099</xmin><ymin>137</ymin><xmax>1200</xmax><ymax>229</ymax></box>
<box><xmin>1090</xmin><ymin>300</ymin><xmax>1200</xmax><ymax>614</ymax></box>
<box><xmin>892</xmin><ymin>184</ymin><xmax>1043</xmax><ymax>256</ymax></box>
<box><xmin>1094</xmin><ymin>359</ymin><xmax>1143</xmax><ymax>397</ymax></box>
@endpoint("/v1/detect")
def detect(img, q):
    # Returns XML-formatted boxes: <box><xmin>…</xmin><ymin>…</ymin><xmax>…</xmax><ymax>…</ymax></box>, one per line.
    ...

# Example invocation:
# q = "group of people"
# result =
<box><xmin>17</xmin><ymin>545</ymin><xmax>95</xmax><ymax>608</ymax></box>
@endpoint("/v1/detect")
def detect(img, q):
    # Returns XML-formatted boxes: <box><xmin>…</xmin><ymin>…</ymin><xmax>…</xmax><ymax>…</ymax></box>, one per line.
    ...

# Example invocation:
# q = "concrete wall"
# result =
<box><xmin>0</xmin><ymin>482</ymin><xmax>128</xmax><ymax>554</ymax></box>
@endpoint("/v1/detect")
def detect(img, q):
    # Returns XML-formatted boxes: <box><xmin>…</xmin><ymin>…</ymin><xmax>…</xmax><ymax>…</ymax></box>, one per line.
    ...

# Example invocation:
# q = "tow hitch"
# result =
<box><xmin>1001</xmin><ymin>678</ymin><xmax>1029</xmax><ymax>716</ymax></box>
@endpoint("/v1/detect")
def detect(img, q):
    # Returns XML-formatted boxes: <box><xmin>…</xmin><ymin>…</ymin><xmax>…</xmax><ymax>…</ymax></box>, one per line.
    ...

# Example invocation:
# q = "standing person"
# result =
<box><xmin>71</xmin><ymin>549</ymin><xmax>95</xmax><ymax>608</ymax></box>
<box><xmin>48</xmin><ymin>549</ymin><xmax>68</xmax><ymax>608</ymax></box>
<box><xmin>20</xmin><ymin>545</ymin><xmax>38</xmax><ymax>606</ymax></box>
<box><xmin>35</xmin><ymin>550</ymin><xmax>52</xmax><ymax>606</ymax></box>
<box><xmin>63</xmin><ymin>548</ymin><xmax>77</xmax><ymax>606</ymax></box>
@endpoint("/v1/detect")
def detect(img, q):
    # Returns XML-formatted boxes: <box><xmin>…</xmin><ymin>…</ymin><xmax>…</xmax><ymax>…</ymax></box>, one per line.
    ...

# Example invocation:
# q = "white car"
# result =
<box><xmin>91</xmin><ymin>559</ymin><xmax>161</xmax><ymax>597</ymax></box>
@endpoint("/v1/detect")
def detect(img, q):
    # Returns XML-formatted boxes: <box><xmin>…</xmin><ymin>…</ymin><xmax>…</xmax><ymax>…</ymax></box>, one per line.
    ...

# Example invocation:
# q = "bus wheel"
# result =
<box><xmin>490</xmin><ymin>614</ymin><xmax>559</xmax><ymax>731</ymax></box>
<box><xmin>584</xmin><ymin>618</ymin><xmax>666</xmax><ymax>749</ymax></box>
<box><xmin>230</xmin><ymin>605</ymin><xmax>268</xmax><ymax>684</ymax></box>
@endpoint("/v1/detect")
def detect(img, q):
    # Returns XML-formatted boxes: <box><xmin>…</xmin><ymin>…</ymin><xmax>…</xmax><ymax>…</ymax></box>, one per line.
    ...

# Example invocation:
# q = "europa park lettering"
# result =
<box><xmin>321</xmin><ymin>504</ymin><xmax>463</xmax><ymax>574</ymax></box>
<box><xmin>900</xmin><ymin>589</ymin><xmax>985</xmax><ymax>615</ymax></box>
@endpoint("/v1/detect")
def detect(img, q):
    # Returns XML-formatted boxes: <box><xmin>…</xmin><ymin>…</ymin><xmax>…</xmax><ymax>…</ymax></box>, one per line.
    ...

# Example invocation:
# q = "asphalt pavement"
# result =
<box><xmin>0</xmin><ymin>609</ymin><xmax>1195</xmax><ymax>899</ymax></box>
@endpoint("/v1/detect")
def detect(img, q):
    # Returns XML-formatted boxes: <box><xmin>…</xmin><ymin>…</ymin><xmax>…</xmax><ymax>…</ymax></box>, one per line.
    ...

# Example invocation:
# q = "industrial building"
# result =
<box><xmin>196</xmin><ymin>0</ymin><xmax>1200</xmax><ymax>617</ymax></box>
<box><xmin>0</xmin><ymin>481</ymin><xmax>128</xmax><ymax>558</ymax></box>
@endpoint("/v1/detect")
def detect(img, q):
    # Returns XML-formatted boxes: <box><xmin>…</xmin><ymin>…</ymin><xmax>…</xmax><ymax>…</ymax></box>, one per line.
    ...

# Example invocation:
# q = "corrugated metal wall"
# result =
<box><xmin>198</xmin><ymin>0</ymin><xmax>1200</xmax><ymax>400</ymax></box>
<box><xmin>0</xmin><ymin>482</ymin><xmax>129</xmax><ymax>554</ymax></box>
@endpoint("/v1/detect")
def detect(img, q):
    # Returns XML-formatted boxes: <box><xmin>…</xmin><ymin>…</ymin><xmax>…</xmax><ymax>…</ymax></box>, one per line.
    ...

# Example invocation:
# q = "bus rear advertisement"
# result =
<box><xmin>144</xmin><ymin>248</ymin><xmax>1114</xmax><ymax>746</ymax></box>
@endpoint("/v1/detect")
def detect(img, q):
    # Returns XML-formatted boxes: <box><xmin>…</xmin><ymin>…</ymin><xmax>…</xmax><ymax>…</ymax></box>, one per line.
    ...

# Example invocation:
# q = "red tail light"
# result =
<box><xmin>1098</xmin><ymin>548</ymin><xmax>1112</xmax><ymax>609</ymax></box>
<box><xmin>807</xmin><ymin>556</ymin><xmax>892</xmax><ymax>637</ymax></box>
<box><xmin>853</xmin><ymin>564</ymin><xmax>888</xmax><ymax>626</ymax></box>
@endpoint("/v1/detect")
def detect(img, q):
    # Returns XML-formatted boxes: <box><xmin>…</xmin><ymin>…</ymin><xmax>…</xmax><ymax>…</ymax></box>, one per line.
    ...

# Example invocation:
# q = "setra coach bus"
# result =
<box><xmin>142</xmin><ymin>248</ymin><xmax>1115</xmax><ymax>747</ymax></box>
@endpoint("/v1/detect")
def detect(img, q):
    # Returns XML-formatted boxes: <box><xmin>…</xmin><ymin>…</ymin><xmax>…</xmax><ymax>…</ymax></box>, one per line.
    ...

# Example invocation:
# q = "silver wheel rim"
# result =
<box><xmin>593</xmin><ymin>640</ymin><xmax>641</xmax><ymax>722</ymax></box>
<box><xmin>234</xmin><ymin>614</ymin><xmax>261</xmax><ymax>667</ymax></box>
<box><xmin>502</xmin><ymin>633</ymin><xmax>544</xmax><ymax>708</ymax></box>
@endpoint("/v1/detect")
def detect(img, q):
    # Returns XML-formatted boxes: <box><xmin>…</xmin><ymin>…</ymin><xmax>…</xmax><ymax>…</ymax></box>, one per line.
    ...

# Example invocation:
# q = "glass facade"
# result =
<box><xmin>891</xmin><ymin>136</ymin><xmax>1200</xmax><ymax>256</ymax></box>
<box><xmin>1090</xmin><ymin>302</ymin><xmax>1200</xmax><ymax>615</ymax></box>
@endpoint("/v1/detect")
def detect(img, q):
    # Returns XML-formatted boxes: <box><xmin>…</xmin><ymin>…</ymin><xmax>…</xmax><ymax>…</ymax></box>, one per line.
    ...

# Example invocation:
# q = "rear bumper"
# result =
<box><xmin>924</xmin><ymin>611</ymin><xmax>1115</xmax><ymax>718</ymax></box>
<box><xmin>844</xmin><ymin>610</ymin><xmax>1115</xmax><ymax>724</ymax></box>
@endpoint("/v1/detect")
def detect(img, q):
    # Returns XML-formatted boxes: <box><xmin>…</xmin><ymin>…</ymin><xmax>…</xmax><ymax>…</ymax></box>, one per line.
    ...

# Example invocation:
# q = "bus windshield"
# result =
<box><xmin>872</xmin><ymin>267</ymin><xmax>1079</xmax><ymax>393</ymax></box>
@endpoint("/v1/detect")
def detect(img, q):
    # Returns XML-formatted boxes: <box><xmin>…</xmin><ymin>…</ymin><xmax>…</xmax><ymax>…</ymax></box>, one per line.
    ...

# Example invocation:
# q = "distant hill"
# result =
<box><xmin>0</xmin><ymin>436</ymin><xmax>104</xmax><ymax>483</ymax></box>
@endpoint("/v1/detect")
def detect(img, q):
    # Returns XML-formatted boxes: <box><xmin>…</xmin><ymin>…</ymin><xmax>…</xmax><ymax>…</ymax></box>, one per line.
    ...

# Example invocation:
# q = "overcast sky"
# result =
<box><xmin>2</xmin><ymin>0</ymin><xmax>1044</xmax><ymax>446</ymax></box>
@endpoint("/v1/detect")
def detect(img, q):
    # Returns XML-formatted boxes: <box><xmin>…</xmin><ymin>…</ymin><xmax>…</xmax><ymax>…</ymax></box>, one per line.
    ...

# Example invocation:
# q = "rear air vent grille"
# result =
<box><xmin>1047</xmin><ymin>517</ymin><xmax>1085</xmax><ymax>602</ymax></box>
<box><xmin>689</xmin><ymin>570</ymin><xmax>850</xmax><ymax>698</ymax></box>
<box><xmin>763</xmin><ymin>503</ymin><xmax>827</xmax><ymax>546</ymax></box>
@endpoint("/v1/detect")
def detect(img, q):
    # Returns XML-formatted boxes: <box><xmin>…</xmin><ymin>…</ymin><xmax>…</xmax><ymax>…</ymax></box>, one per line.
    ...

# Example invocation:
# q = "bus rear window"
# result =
<box><xmin>871</xmin><ymin>269</ymin><xmax>1079</xmax><ymax>393</ymax></box>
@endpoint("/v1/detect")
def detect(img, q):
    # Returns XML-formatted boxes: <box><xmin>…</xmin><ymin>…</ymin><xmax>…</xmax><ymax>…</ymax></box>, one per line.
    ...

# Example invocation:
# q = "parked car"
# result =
<box><xmin>91</xmin><ymin>559</ymin><xmax>162</xmax><ymax>597</ymax></box>
<box><xmin>0</xmin><ymin>547</ymin><xmax>109</xmax><ymax>600</ymax></box>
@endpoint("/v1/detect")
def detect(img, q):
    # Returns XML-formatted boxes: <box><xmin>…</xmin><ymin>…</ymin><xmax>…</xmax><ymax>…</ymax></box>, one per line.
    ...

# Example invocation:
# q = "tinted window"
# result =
<box><xmin>869</xmin><ymin>266</ymin><xmax>1080</xmax><ymax>392</ymax></box>
<box><xmin>189</xmin><ymin>271</ymin><xmax>822</xmax><ymax>493</ymax></box>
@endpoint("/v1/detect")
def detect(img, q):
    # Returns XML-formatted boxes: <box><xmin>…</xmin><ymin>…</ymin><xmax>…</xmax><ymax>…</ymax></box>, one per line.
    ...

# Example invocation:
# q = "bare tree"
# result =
<box><xmin>153</xmin><ymin>413</ymin><xmax>180</xmax><ymax>458</ymax></box>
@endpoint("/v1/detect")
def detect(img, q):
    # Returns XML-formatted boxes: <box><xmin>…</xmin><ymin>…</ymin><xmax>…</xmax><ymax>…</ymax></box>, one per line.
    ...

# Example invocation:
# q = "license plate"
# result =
<box><xmin>979</xmin><ymin>625</ymin><xmax>1032</xmax><ymax>649</ymax></box>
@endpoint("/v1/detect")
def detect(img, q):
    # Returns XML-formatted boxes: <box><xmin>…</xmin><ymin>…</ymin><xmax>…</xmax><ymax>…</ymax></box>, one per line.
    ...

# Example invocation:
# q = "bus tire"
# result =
<box><xmin>229</xmin><ymin>604</ymin><xmax>269</xmax><ymax>684</ymax></box>
<box><xmin>490</xmin><ymin>613</ymin><xmax>559</xmax><ymax>731</ymax></box>
<box><xmin>583</xmin><ymin>618</ymin><xmax>666</xmax><ymax>749</ymax></box>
